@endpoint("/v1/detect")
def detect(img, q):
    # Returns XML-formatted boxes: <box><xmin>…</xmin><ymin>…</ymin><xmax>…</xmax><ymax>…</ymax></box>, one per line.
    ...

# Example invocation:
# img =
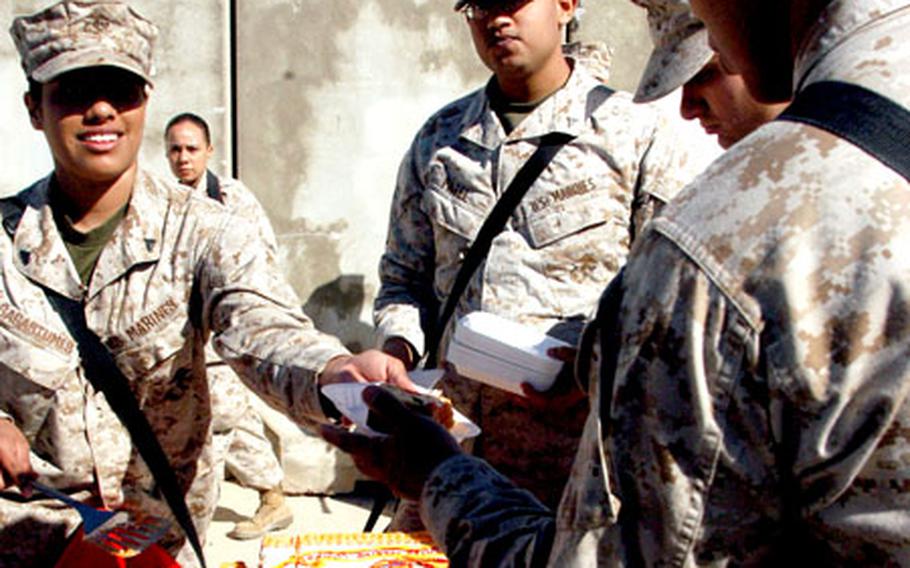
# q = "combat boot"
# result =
<box><xmin>227</xmin><ymin>487</ymin><xmax>294</xmax><ymax>540</ymax></box>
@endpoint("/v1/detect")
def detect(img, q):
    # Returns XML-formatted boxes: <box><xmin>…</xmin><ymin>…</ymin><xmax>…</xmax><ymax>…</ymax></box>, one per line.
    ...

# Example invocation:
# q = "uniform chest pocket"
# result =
<box><xmin>422</xmin><ymin>187</ymin><xmax>485</xmax><ymax>242</ymax></box>
<box><xmin>522</xmin><ymin>178</ymin><xmax>627</xmax><ymax>249</ymax></box>
<box><xmin>111</xmin><ymin>306</ymin><xmax>193</xmax><ymax>402</ymax></box>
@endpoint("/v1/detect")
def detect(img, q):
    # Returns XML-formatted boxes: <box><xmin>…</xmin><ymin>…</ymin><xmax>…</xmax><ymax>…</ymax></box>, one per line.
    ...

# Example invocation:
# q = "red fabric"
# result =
<box><xmin>55</xmin><ymin>527</ymin><xmax>181</xmax><ymax>568</ymax></box>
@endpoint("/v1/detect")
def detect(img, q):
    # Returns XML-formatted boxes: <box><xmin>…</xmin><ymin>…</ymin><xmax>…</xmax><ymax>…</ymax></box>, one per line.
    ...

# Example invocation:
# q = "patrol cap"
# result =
<box><xmin>631</xmin><ymin>0</ymin><xmax>712</xmax><ymax>103</ymax></box>
<box><xmin>9</xmin><ymin>0</ymin><xmax>158</xmax><ymax>85</ymax></box>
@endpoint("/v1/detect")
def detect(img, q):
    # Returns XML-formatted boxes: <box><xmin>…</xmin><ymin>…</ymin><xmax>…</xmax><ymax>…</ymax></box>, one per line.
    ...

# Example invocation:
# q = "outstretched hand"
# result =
<box><xmin>321</xmin><ymin>385</ymin><xmax>462</xmax><ymax>501</ymax></box>
<box><xmin>320</xmin><ymin>349</ymin><xmax>418</xmax><ymax>391</ymax></box>
<box><xmin>0</xmin><ymin>420</ymin><xmax>36</xmax><ymax>494</ymax></box>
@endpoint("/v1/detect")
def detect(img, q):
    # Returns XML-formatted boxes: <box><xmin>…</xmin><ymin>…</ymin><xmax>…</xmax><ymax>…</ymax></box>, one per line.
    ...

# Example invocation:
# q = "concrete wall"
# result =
<box><xmin>576</xmin><ymin>0</ymin><xmax>650</xmax><ymax>91</ymax></box>
<box><xmin>0</xmin><ymin>0</ymin><xmax>712</xmax><ymax>351</ymax></box>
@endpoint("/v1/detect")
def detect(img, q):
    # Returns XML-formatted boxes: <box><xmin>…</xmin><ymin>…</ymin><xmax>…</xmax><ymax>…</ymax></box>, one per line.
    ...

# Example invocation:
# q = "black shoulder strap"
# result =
<box><xmin>778</xmin><ymin>80</ymin><xmax>910</xmax><ymax>181</ymax></box>
<box><xmin>205</xmin><ymin>170</ymin><xmax>224</xmax><ymax>203</ymax></box>
<box><xmin>424</xmin><ymin>131</ymin><xmax>576</xmax><ymax>367</ymax></box>
<box><xmin>43</xmin><ymin>291</ymin><xmax>207</xmax><ymax>567</ymax></box>
<box><xmin>2</xmin><ymin>196</ymin><xmax>206</xmax><ymax>566</ymax></box>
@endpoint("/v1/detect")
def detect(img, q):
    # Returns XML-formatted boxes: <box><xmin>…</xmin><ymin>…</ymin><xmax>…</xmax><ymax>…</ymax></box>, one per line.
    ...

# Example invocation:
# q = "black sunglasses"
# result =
<box><xmin>460</xmin><ymin>0</ymin><xmax>534</xmax><ymax>21</ymax></box>
<box><xmin>47</xmin><ymin>68</ymin><xmax>148</xmax><ymax>111</ymax></box>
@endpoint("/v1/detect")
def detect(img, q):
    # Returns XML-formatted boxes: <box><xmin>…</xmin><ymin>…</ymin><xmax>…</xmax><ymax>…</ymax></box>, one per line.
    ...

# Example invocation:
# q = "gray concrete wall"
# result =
<box><xmin>576</xmin><ymin>0</ymin><xmax>650</xmax><ymax>92</ymax></box>
<box><xmin>1</xmin><ymin>1</ymin><xmax>704</xmax><ymax>352</ymax></box>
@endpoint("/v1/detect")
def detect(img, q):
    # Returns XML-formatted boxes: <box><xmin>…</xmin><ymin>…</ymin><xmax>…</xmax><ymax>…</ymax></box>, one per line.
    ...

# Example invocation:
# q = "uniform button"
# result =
<box><xmin>458</xmin><ymin>250</ymin><xmax>467</xmax><ymax>261</ymax></box>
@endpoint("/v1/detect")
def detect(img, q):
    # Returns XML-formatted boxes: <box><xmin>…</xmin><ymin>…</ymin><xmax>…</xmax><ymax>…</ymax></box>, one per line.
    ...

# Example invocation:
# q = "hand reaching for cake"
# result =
<box><xmin>321</xmin><ymin>385</ymin><xmax>463</xmax><ymax>501</ymax></box>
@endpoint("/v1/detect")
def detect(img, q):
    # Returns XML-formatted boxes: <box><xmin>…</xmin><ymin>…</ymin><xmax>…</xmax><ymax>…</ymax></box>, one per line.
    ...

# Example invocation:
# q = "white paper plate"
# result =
<box><xmin>321</xmin><ymin>379</ymin><xmax>479</xmax><ymax>442</ymax></box>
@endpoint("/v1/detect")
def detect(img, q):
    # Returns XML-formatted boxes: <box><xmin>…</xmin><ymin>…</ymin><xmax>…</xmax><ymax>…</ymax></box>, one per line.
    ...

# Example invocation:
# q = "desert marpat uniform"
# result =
<box><xmin>203</xmin><ymin>172</ymin><xmax>284</xmax><ymax>492</ymax></box>
<box><xmin>563</xmin><ymin>41</ymin><xmax>613</xmax><ymax>84</ymax></box>
<box><xmin>419</xmin><ymin>0</ymin><xmax>910</xmax><ymax>565</ymax></box>
<box><xmin>375</xmin><ymin>60</ymin><xmax>702</xmax><ymax>506</ymax></box>
<box><xmin>0</xmin><ymin>169</ymin><xmax>346</xmax><ymax>566</ymax></box>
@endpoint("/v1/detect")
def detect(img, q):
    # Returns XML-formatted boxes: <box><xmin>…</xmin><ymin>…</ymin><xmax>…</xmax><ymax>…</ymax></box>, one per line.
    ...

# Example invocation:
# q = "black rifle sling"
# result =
<box><xmin>1</xmin><ymin>198</ymin><xmax>206</xmax><ymax>567</ymax></box>
<box><xmin>424</xmin><ymin>131</ymin><xmax>576</xmax><ymax>367</ymax></box>
<box><xmin>778</xmin><ymin>80</ymin><xmax>910</xmax><ymax>182</ymax></box>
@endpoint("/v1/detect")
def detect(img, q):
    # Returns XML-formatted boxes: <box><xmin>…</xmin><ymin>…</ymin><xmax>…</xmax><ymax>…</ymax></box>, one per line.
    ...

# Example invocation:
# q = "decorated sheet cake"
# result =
<box><xmin>259</xmin><ymin>532</ymin><xmax>448</xmax><ymax>567</ymax></box>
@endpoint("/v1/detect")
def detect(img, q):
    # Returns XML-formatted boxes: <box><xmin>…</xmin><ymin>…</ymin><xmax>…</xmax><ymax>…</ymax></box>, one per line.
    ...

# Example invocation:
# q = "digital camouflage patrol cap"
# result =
<box><xmin>9</xmin><ymin>0</ymin><xmax>158</xmax><ymax>84</ymax></box>
<box><xmin>631</xmin><ymin>0</ymin><xmax>712</xmax><ymax>102</ymax></box>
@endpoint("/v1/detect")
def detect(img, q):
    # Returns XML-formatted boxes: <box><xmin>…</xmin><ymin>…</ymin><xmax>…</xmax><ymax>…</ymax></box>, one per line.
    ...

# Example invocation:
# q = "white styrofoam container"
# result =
<box><xmin>446</xmin><ymin>312</ymin><xmax>571</xmax><ymax>396</ymax></box>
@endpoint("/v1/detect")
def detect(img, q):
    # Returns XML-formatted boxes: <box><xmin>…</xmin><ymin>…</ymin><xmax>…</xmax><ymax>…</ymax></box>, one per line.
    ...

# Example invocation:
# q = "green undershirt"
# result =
<box><xmin>487</xmin><ymin>79</ymin><xmax>556</xmax><ymax>134</ymax></box>
<box><xmin>51</xmin><ymin>191</ymin><xmax>128</xmax><ymax>286</ymax></box>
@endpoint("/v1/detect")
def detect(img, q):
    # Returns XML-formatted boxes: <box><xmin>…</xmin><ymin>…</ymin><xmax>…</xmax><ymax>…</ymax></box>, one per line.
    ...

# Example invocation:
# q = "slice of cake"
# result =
<box><xmin>366</xmin><ymin>384</ymin><xmax>455</xmax><ymax>433</ymax></box>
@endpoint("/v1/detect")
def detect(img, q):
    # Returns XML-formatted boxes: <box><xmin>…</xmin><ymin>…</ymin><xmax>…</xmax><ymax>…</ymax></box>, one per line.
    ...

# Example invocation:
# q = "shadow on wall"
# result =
<box><xmin>302</xmin><ymin>274</ymin><xmax>374</xmax><ymax>353</ymax></box>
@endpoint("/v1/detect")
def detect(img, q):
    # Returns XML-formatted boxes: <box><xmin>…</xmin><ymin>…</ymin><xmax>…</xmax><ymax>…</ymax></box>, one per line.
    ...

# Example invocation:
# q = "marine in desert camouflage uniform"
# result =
<box><xmin>0</xmin><ymin>2</ymin><xmax>411</xmax><ymax>566</ymax></box>
<box><xmin>165</xmin><ymin>112</ymin><xmax>293</xmax><ymax>540</ymax></box>
<box><xmin>328</xmin><ymin>0</ymin><xmax>910</xmax><ymax>565</ymax></box>
<box><xmin>374</xmin><ymin>0</ymin><xmax>700</xmax><ymax>510</ymax></box>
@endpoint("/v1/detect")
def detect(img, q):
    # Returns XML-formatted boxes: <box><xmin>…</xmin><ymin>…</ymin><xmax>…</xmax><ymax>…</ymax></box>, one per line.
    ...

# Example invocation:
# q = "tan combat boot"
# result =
<box><xmin>227</xmin><ymin>487</ymin><xmax>294</xmax><ymax>540</ymax></box>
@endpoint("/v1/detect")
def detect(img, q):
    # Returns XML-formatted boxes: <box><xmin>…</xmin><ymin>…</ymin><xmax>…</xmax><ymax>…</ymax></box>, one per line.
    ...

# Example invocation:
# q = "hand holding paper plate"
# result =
<box><xmin>321</xmin><ymin>370</ymin><xmax>480</xmax><ymax>442</ymax></box>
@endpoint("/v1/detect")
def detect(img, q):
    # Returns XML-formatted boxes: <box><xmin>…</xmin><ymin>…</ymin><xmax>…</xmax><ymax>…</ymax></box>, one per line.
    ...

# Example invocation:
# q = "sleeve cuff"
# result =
<box><xmin>376</xmin><ymin>325</ymin><xmax>426</xmax><ymax>359</ymax></box>
<box><xmin>419</xmin><ymin>454</ymin><xmax>512</xmax><ymax>543</ymax></box>
<box><xmin>308</xmin><ymin>348</ymin><xmax>351</xmax><ymax>422</ymax></box>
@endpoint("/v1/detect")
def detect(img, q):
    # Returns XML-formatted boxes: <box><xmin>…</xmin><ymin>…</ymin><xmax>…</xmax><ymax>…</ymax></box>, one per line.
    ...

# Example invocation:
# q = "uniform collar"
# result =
<box><xmin>11</xmin><ymin>168</ymin><xmax>166</xmax><ymax>301</ymax></box>
<box><xmin>458</xmin><ymin>61</ymin><xmax>598</xmax><ymax>149</ymax></box>
<box><xmin>11</xmin><ymin>176</ymin><xmax>83</xmax><ymax>299</ymax></box>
